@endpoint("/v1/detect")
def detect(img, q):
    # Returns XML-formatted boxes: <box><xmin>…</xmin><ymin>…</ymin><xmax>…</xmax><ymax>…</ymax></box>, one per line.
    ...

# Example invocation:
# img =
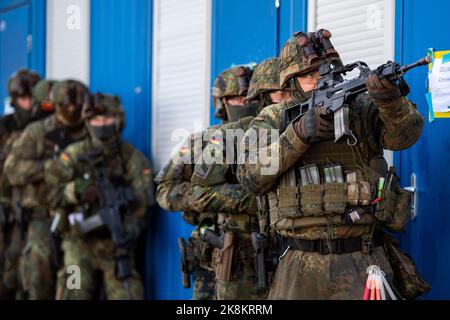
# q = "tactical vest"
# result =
<box><xmin>268</xmin><ymin>128</ymin><xmax>383</xmax><ymax>239</ymax></box>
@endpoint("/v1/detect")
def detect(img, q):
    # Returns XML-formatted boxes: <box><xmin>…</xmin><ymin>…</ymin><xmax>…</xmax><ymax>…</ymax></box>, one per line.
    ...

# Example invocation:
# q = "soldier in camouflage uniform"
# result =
<box><xmin>4</xmin><ymin>80</ymin><xmax>89</xmax><ymax>299</ymax></box>
<box><xmin>0</xmin><ymin>70</ymin><xmax>41</xmax><ymax>299</ymax></box>
<box><xmin>155</xmin><ymin>65</ymin><xmax>257</xmax><ymax>300</ymax></box>
<box><xmin>236</xmin><ymin>30</ymin><xmax>424</xmax><ymax>299</ymax></box>
<box><xmin>191</xmin><ymin>59</ymin><xmax>291</xmax><ymax>300</ymax></box>
<box><xmin>45</xmin><ymin>93</ymin><xmax>153</xmax><ymax>300</ymax></box>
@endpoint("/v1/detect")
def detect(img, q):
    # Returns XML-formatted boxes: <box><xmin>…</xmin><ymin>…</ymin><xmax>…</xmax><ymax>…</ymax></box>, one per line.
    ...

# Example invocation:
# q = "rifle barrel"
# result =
<box><xmin>401</xmin><ymin>56</ymin><xmax>431</xmax><ymax>73</ymax></box>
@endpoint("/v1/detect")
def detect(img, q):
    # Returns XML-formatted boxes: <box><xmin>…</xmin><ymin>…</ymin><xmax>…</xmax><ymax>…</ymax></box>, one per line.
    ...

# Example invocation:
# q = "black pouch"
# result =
<box><xmin>383</xmin><ymin>236</ymin><xmax>431</xmax><ymax>299</ymax></box>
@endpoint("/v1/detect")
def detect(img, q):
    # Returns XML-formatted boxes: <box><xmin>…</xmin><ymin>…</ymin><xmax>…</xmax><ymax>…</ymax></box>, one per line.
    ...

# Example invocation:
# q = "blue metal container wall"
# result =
<box><xmin>90</xmin><ymin>0</ymin><xmax>151</xmax><ymax>156</ymax></box>
<box><xmin>0</xmin><ymin>0</ymin><xmax>45</xmax><ymax>114</ymax></box>
<box><xmin>211</xmin><ymin>0</ymin><xmax>277</xmax><ymax>126</ymax></box>
<box><xmin>395</xmin><ymin>0</ymin><xmax>450</xmax><ymax>299</ymax></box>
<box><xmin>278</xmin><ymin>0</ymin><xmax>307</xmax><ymax>50</ymax></box>
<box><xmin>29</xmin><ymin>0</ymin><xmax>46</xmax><ymax>76</ymax></box>
<box><xmin>211</xmin><ymin>0</ymin><xmax>306</xmax><ymax>126</ymax></box>
<box><xmin>0</xmin><ymin>3</ymin><xmax>29</xmax><ymax>108</ymax></box>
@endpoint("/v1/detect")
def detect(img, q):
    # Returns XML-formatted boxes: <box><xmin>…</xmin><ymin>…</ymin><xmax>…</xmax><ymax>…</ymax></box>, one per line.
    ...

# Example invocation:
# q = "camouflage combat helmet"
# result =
<box><xmin>246</xmin><ymin>58</ymin><xmax>282</xmax><ymax>102</ymax></box>
<box><xmin>83</xmin><ymin>93</ymin><xmax>125</xmax><ymax>131</ymax></box>
<box><xmin>7</xmin><ymin>69</ymin><xmax>41</xmax><ymax>106</ymax></box>
<box><xmin>212</xmin><ymin>65</ymin><xmax>253</xmax><ymax>121</ymax></box>
<box><xmin>279</xmin><ymin>29</ymin><xmax>342</xmax><ymax>88</ymax></box>
<box><xmin>50</xmin><ymin>80</ymin><xmax>89</xmax><ymax>127</ymax></box>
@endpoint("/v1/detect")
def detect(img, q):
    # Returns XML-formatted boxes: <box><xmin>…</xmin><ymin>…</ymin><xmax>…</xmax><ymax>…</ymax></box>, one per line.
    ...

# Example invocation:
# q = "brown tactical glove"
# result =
<box><xmin>293</xmin><ymin>107</ymin><xmax>334</xmax><ymax>144</ymax></box>
<box><xmin>83</xmin><ymin>185</ymin><xmax>102</xmax><ymax>205</ymax></box>
<box><xmin>366</xmin><ymin>72</ymin><xmax>402</xmax><ymax>108</ymax></box>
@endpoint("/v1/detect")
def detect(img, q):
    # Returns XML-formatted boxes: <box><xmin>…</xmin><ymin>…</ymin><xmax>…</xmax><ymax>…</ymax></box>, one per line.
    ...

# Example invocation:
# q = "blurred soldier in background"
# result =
<box><xmin>155</xmin><ymin>65</ymin><xmax>257</xmax><ymax>300</ymax></box>
<box><xmin>45</xmin><ymin>93</ymin><xmax>153</xmax><ymax>300</ymax></box>
<box><xmin>0</xmin><ymin>70</ymin><xmax>43</xmax><ymax>299</ymax></box>
<box><xmin>4</xmin><ymin>80</ymin><xmax>88</xmax><ymax>299</ymax></box>
<box><xmin>190</xmin><ymin>60</ymin><xmax>291</xmax><ymax>299</ymax></box>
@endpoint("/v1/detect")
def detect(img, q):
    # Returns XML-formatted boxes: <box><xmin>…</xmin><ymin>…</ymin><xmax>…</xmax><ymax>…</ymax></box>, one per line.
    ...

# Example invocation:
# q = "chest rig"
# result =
<box><xmin>269</xmin><ymin>108</ymin><xmax>380</xmax><ymax>237</ymax></box>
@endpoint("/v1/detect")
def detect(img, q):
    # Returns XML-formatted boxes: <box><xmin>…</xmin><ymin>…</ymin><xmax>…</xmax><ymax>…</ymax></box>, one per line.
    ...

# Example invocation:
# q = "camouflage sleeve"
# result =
<box><xmin>155</xmin><ymin>160</ymin><xmax>193</xmax><ymax>212</ymax></box>
<box><xmin>191</xmin><ymin>125</ymin><xmax>231</xmax><ymax>187</ymax></box>
<box><xmin>236</xmin><ymin>103</ymin><xmax>310</xmax><ymax>195</ymax></box>
<box><xmin>156</xmin><ymin>130</ymin><xmax>254</xmax><ymax>215</ymax></box>
<box><xmin>375</xmin><ymin>96</ymin><xmax>424</xmax><ymax>150</ymax></box>
<box><xmin>354</xmin><ymin>94</ymin><xmax>424</xmax><ymax>152</ymax></box>
<box><xmin>4</xmin><ymin>123</ymin><xmax>45</xmax><ymax>186</ymax></box>
<box><xmin>44</xmin><ymin>145</ymin><xmax>78</xmax><ymax>209</ymax></box>
<box><xmin>188</xmin><ymin>183</ymin><xmax>255</xmax><ymax>215</ymax></box>
<box><xmin>126</xmin><ymin>148</ymin><xmax>154</xmax><ymax>221</ymax></box>
<box><xmin>155</xmin><ymin>132</ymin><xmax>199</xmax><ymax>212</ymax></box>
<box><xmin>186</xmin><ymin>124</ymin><xmax>256</xmax><ymax>214</ymax></box>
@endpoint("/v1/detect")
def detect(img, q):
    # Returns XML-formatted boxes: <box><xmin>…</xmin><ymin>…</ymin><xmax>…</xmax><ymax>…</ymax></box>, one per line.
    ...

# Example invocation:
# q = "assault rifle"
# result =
<box><xmin>283</xmin><ymin>56</ymin><xmax>431</xmax><ymax>143</ymax></box>
<box><xmin>77</xmin><ymin>149</ymin><xmax>136</xmax><ymax>299</ymax></box>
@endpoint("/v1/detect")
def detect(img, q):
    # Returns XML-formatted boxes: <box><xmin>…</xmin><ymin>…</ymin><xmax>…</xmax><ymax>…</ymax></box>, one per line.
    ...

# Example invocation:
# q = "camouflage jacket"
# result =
<box><xmin>237</xmin><ymin>94</ymin><xmax>424</xmax><ymax>195</ymax></box>
<box><xmin>44</xmin><ymin>137</ymin><xmax>153</xmax><ymax>230</ymax></box>
<box><xmin>191</xmin><ymin>117</ymin><xmax>257</xmax><ymax>233</ymax></box>
<box><xmin>0</xmin><ymin>114</ymin><xmax>23</xmax><ymax>207</ymax></box>
<box><xmin>155</xmin><ymin>127</ymin><xmax>254</xmax><ymax>227</ymax></box>
<box><xmin>4</xmin><ymin>114</ymin><xmax>87</xmax><ymax>213</ymax></box>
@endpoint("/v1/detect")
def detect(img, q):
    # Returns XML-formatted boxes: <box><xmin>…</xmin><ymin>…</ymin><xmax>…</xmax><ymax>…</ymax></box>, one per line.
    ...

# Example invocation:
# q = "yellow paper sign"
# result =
<box><xmin>428</xmin><ymin>49</ymin><xmax>450</xmax><ymax>119</ymax></box>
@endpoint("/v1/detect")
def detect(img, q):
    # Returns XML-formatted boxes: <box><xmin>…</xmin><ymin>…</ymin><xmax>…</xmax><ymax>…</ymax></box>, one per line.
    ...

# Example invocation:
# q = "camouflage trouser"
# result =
<box><xmin>2</xmin><ymin>223</ymin><xmax>25</xmax><ymax>299</ymax></box>
<box><xmin>215</xmin><ymin>237</ymin><xmax>267</xmax><ymax>300</ymax></box>
<box><xmin>192</xmin><ymin>267</ymin><xmax>215</xmax><ymax>300</ymax></box>
<box><xmin>268</xmin><ymin>246</ymin><xmax>394</xmax><ymax>300</ymax></box>
<box><xmin>18</xmin><ymin>218</ymin><xmax>55</xmax><ymax>299</ymax></box>
<box><xmin>56</xmin><ymin>234</ymin><xmax>143</xmax><ymax>300</ymax></box>
<box><xmin>0</xmin><ymin>227</ymin><xmax>11</xmax><ymax>299</ymax></box>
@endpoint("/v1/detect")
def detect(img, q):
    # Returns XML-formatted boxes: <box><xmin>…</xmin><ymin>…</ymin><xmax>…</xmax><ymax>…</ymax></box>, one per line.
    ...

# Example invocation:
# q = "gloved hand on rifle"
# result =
<box><xmin>75</xmin><ymin>178</ymin><xmax>101</xmax><ymax>205</ymax></box>
<box><xmin>293</xmin><ymin>106</ymin><xmax>334</xmax><ymax>144</ymax></box>
<box><xmin>82</xmin><ymin>185</ymin><xmax>102</xmax><ymax>205</ymax></box>
<box><xmin>366</xmin><ymin>72</ymin><xmax>402</xmax><ymax>109</ymax></box>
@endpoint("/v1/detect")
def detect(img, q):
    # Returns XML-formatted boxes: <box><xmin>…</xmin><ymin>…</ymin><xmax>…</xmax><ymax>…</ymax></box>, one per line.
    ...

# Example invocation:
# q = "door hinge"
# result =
<box><xmin>27</xmin><ymin>34</ymin><xmax>32</xmax><ymax>53</ymax></box>
<box><xmin>275</xmin><ymin>0</ymin><xmax>280</xmax><ymax>9</ymax></box>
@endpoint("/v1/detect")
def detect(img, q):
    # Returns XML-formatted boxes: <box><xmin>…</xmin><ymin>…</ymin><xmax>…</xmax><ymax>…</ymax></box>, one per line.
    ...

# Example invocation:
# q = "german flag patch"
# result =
<box><xmin>210</xmin><ymin>136</ymin><xmax>221</xmax><ymax>145</ymax></box>
<box><xmin>60</xmin><ymin>152</ymin><xmax>70</xmax><ymax>163</ymax></box>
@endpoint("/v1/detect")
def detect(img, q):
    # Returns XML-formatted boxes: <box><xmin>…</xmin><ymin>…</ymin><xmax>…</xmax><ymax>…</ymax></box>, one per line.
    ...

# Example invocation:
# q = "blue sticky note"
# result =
<box><xmin>442</xmin><ymin>53</ymin><xmax>450</xmax><ymax>64</ymax></box>
<box><xmin>425</xmin><ymin>92</ymin><xmax>435</xmax><ymax>123</ymax></box>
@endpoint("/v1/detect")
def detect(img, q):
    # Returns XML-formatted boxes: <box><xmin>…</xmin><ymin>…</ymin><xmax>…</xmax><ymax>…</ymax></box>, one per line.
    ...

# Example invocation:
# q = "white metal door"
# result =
<box><xmin>46</xmin><ymin>0</ymin><xmax>90</xmax><ymax>84</ymax></box>
<box><xmin>152</xmin><ymin>0</ymin><xmax>211</xmax><ymax>171</ymax></box>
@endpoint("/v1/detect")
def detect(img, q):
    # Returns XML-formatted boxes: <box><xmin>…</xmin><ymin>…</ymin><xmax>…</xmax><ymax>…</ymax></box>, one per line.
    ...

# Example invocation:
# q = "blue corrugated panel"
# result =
<box><xmin>90</xmin><ymin>0</ymin><xmax>151</xmax><ymax>156</ymax></box>
<box><xmin>279</xmin><ymin>0</ymin><xmax>307</xmax><ymax>51</ymax></box>
<box><xmin>211</xmin><ymin>0</ymin><xmax>277</xmax><ymax>125</ymax></box>
<box><xmin>0</xmin><ymin>0</ymin><xmax>29</xmax><ymax>112</ymax></box>
<box><xmin>395</xmin><ymin>0</ymin><xmax>450</xmax><ymax>299</ymax></box>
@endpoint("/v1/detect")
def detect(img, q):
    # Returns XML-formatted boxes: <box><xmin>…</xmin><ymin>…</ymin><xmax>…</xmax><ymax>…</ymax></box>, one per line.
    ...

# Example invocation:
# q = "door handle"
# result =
<box><xmin>404</xmin><ymin>173</ymin><xmax>417</xmax><ymax>220</ymax></box>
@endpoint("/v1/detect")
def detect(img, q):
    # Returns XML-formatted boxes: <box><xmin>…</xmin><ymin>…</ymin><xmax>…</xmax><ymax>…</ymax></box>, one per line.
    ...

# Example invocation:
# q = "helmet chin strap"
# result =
<box><xmin>290</xmin><ymin>78</ymin><xmax>313</xmax><ymax>102</ymax></box>
<box><xmin>259</xmin><ymin>92</ymin><xmax>274</xmax><ymax>110</ymax></box>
